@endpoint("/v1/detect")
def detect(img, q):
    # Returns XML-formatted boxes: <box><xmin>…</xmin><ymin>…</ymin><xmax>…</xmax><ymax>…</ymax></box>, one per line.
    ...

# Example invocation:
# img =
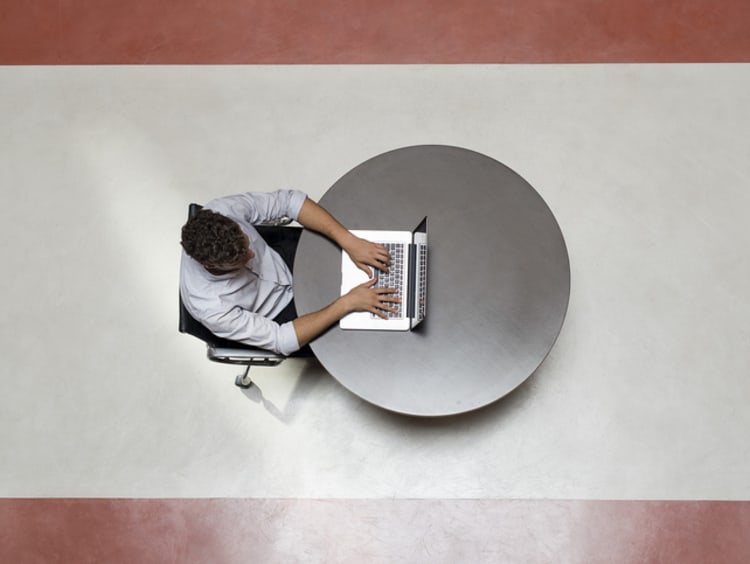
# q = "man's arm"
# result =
<box><xmin>292</xmin><ymin>278</ymin><xmax>400</xmax><ymax>348</ymax></box>
<box><xmin>297</xmin><ymin>197</ymin><xmax>390</xmax><ymax>276</ymax></box>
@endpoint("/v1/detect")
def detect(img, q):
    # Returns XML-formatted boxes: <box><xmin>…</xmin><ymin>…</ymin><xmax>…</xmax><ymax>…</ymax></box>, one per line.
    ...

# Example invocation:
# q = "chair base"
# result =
<box><xmin>235</xmin><ymin>365</ymin><xmax>254</xmax><ymax>389</ymax></box>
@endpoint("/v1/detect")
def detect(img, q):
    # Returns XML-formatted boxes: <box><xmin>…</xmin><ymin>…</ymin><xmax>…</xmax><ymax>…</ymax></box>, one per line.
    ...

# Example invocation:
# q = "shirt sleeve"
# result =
<box><xmin>201</xmin><ymin>305</ymin><xmax>301</xmax><ymax>356</ymax></box>
<box><xmin>205</xmin><ymin>189</ymin><xmax>307</xmax><ymax>225</ymax></box>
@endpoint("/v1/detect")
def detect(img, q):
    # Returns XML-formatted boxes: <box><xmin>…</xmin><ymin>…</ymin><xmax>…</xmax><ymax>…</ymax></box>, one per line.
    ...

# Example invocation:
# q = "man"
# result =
<box><xmin>180</xmin><ymin>189</ymin><xmax>400</xmax><ymax>355</ymax></box>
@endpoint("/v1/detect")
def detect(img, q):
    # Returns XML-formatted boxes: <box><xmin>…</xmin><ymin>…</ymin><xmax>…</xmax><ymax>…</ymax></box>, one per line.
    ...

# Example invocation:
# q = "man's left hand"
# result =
<box><xmin>344</xmin><ymin>236</ymin><xmax>391</xmax><ymax>277</ymax></box>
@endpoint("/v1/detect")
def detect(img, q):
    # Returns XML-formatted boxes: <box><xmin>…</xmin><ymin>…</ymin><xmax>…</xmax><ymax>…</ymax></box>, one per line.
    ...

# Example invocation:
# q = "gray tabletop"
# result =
<box><xmin>294</xmin><ymin>145</ymin><xmax>570</xmax><ymax>416</ymax></box>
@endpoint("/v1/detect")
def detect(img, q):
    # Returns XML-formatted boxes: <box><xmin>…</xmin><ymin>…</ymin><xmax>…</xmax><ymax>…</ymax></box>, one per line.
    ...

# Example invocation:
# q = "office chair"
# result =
<box><xmin>179</xmin><ymin>203</ymin><xmax>312</xmax><ymax>389</ymax></box>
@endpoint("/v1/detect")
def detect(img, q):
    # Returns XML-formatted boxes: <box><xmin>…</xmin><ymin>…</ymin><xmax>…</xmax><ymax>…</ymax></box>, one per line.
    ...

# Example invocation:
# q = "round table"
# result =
<box><xmin>294</xmin><ymin>145</ymin><xmax>570</xmax><ymax>416</ymax></box>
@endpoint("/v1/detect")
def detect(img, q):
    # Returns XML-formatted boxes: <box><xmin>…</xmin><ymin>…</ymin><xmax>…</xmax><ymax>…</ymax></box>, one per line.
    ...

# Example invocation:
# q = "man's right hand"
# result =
<box><xmin>292</xmin><ymin>279</ymin><xmax>401</xmax><ymax>349</ymax></box>
<box><xmin>341</xmin><ymin>278</ymin><xmax>400</xmax><ymax>319</ymax></box>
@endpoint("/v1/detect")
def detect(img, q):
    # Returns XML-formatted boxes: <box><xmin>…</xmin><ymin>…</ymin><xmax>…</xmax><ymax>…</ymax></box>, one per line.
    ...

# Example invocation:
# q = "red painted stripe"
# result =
<box><xmin>2</xmin><ymin>499</ymin><xmax>749</xmax><ymax>563</ymax></box>
<box><xmin>1</xmin><ymin>0</ymin><xmax>749</xmax><ymax>64</ymax></box>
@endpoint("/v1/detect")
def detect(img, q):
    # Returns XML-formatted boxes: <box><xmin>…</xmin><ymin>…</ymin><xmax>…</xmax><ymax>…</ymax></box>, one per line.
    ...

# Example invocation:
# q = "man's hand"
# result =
<box><xmin>296</xmin><ymin>198</ymin><xmax>391</xmax><ymax>276</ymax></box>
<box><xmin>292</xmin><ymin>276</ymin><xmax>400</xmax><ymax>348</ymax></box>
<box><xmin>341</xmin><ymin>278</ymin><xmax>400</xmax><ymax>319</ymax></box>
<box><xmin>343</xmin><ymin>236</ymin><xmax>391</xmax><ymax>277</ymax></box>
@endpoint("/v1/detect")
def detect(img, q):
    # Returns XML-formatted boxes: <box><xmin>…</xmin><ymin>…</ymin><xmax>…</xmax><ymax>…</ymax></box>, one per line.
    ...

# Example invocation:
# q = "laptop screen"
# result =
<box><xmin>409</xmin><ymin>217</ymin><xmax>428</xmax><ymax>327</ymax></box>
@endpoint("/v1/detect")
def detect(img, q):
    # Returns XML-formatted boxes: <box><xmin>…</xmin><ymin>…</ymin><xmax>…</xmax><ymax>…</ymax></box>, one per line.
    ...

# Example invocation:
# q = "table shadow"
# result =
<box><xmin>239</xmin><ymin>354</ymin><xmax>552</xmax><ymax>435</ymax></box>
<box><xmin>355</xmin><ymin>362</ymin><xmax>545</xmax><ymax>435</ymax></box>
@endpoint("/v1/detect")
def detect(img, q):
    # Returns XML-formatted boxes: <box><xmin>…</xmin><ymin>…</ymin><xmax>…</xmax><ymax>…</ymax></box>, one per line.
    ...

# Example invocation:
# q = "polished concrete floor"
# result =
<box><xmin>1</xmin><ymin>2</ymin><xmax>749</xmax><ymax>563</ymax></box>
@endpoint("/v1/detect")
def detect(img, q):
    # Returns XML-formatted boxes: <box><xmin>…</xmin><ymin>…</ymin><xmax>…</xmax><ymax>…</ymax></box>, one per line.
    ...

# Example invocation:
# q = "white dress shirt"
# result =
<box><xmin>180</xmin><ymin>190</ymin><xmax>307</xmax><ymax>355</ymax></box>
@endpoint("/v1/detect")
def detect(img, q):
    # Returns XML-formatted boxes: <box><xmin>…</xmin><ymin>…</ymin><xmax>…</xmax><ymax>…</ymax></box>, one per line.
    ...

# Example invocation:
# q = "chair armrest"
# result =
<box><xmin>207</xmin><ymin>345</ymin><xmax>285</xmax><ymax>367</ymax></box>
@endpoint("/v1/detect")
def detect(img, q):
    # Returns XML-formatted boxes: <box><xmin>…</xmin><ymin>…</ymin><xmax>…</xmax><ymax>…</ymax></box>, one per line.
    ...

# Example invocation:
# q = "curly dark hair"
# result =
<box><xmin>181</xmin><ymin>209</ymin><xmax>247</xmax><ymax>265</ymax></box>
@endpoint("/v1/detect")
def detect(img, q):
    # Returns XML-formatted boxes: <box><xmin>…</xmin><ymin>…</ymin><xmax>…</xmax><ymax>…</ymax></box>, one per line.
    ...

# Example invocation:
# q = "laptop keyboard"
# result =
<box><xmin>373</xmin><ymin>242</ymin><xmax>404</xmax><ymax>319</ymax></box>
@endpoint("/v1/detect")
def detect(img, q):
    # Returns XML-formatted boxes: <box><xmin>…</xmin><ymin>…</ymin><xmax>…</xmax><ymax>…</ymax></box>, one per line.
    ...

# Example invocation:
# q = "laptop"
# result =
<box><xmin>340</xmin><ymin>217</ymin><xmax>428</xmax><ymax>330</ymax></box>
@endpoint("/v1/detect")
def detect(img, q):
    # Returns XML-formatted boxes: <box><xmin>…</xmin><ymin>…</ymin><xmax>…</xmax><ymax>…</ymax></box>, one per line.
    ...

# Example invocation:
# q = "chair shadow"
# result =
<box><xmin>238</xmin><ymin>358</ymin><xmax>326</xmax><ymax>424</ymax></box>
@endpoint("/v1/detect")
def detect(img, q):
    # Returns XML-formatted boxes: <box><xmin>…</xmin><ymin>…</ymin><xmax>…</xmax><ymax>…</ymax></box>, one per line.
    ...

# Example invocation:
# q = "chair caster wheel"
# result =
<box><xmin>235</xmin><ymin>374</ymin><xmax>253</xmax><ymax>389</ymax></box>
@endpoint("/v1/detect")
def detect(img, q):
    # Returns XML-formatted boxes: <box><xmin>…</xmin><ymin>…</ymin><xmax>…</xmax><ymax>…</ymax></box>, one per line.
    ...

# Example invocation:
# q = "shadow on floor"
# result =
<box><xmin>355</xmin><ymin>362</ymin><xmax>546</xmax><ymax>436</ymax></box>
<box><xmin>238</xmin><ymin>358</ymin><xmax>327</xmax><ymax>424</ymax></box>
<box><xmin>237</xmin><ymin>353</ymin><xmax>551</xmax><ymax>434</ymax></box>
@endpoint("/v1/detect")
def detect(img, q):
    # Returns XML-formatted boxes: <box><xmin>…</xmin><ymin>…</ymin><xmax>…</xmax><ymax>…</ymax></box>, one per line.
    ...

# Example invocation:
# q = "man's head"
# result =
<box><xmin>181</xmin><ymin>209</ymin><xmax>254</xmax><ymax>272</ymax></box>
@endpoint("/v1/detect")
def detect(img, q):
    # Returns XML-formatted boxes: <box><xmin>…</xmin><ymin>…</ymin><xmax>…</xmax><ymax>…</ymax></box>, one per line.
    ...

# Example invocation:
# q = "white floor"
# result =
<box><xmin>1</xmin><ymin>64</ymin><xmax>749</xmax><ymax>499</ymax></box>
